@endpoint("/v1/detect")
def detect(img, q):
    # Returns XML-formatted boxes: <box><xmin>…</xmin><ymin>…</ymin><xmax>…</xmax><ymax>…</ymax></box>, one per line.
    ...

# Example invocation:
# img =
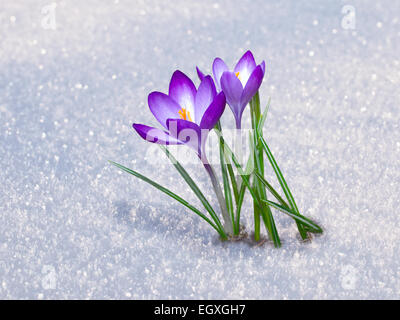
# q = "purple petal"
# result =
<box><xmin>196</xmin><ymin>66</ymin><xmax>205</xmax><ymax>82</ymax></box>
<box><xmin>260</xmin><ymin>60</ymin><xmax>266</xmax><ymax>74</ymax></box>
<box><xmin>240</xmin><ymin>65</ymin><xmax>264</xmax><ymax>108</ymax></box>
<box><xmin>148</xmin><ymin>91</ymin><xmax>181</xmax><ymax>129</ymax></box>
<box><xmin>133</xmin><ymin>123</ymin><xmax>182</xmax><ymax>145</ymax></box>
<box><xmin>168</xmin><ymin>70</ymin><xmax>196</xmax><ymax>115</ymax></box>
<box><xmin>234</xmin><ymin>50</ymin><xmax>257</xmax><ymax>86</ymax></box>
<box><xmin>220</xmin><ymin>71</ymin><xmax>243</xmax><ymax>121</ymax></box>
<box><xmin>212</xmin><ymin>58</ymin><xmax>229</xmax><ymax>91</ymax></box>
<box><xmin>194</xmin><ymin>75</ymin><xmax>217</xmax><ymax>124</ymax></box>
<box><xmin>166</xmin><ymin>118</ymin><xmax>202</xmax><ymax>154</ymax></box>
<box><xmin>200</xmin><ymin>92</ymin><xmax>226</xmax><ymax>130</ymax></box>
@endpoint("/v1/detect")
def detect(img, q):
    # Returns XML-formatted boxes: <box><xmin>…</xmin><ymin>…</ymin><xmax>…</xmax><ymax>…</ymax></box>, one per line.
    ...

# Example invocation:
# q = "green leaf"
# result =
<box><xmin>216</xmin><ymin>130</ymin><xmax>281</xmax><ymax>247</ymax></box>
<box><xmin>233</xmin><ymin>146</ymin><xmax>254</xmax><ymax>233</ymax></box>
<box><xmin>216</xmin><ymin>122</ymin><xmax>235</xmax><ymax>234</ymax></box>
<box><xmin>262</xmin><ymin>200</ymin><xmax>323</xmax><ymax>234</ymax></box>
<box><xmin>254</xmin><ymin>172</ymin><xmax>289</xmax><ymax>208</ymax></box>
<box><xmin>258</xmin><ymin>136</ymin><xmax>309</xmax><ymax>239</ymax></box>
<box><xmin>219</xmin><ymin>131</ymin><xmax>254</xmax><ymax>234</ymax></box>
<box><xmin>255</xmin><ymin>173</ymin><xmax>323</xmax><ymax>233</ymax></box>
<box><xmin>219</xmin><ymin>131</ymin><xmax>251</xmax><ymax>234</ymax></box>
<box><xmin>234</xmin><ymin>179</ymin><xmax>246</xmax><ymax>232</ymax></box>
<box><xmin>220</xmin><ymin>162</ymin><xmax>235</xmax><ymax>233</ymax></box>
<box><xmin>227</xmin><ymin>164</ymin><xmax>239</xmax><ymax>205</ymax></box>
<box><xmin>109</xmin><ymin>161</ymin><xmax>222</xmax><ymax>235</ymax></box>
<box><xmin>158</xmin><ymin>146</ymin><xmax>227</xmax><ymax>238</ymax></box>
<box><xmin>257</xmin><ymin>97</ymin><xmax>271</xmax><ymax>137</ymax></box>
<box><xmin>250</xmin><ymin>93</ymin><xmax>280</xmax><ymax>246</ymax></box>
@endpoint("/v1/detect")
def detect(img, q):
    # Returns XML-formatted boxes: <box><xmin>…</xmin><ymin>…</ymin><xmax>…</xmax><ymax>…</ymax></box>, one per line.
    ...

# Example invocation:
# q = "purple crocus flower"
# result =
<box><xmin>133</xmin><ymin>70</ymin><xmax>226</xmax><ymax>159</ymax></box>
<box><xmin>133</xmin><ymin>70</ymin><xmax>233</xmax><ymax>234</ymax></box>
<box><xmin>197</xmin><ymin>50</ymin><xmax>265</xmax><ymax>129</ymax></box>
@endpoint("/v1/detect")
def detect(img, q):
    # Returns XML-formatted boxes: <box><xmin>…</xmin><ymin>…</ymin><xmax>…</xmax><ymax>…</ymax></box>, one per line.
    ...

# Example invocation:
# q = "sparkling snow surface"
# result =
<box><xmin>1</xmin><ymin>0</ymin><xmax>400</xmax><ymax>299</ymax></box>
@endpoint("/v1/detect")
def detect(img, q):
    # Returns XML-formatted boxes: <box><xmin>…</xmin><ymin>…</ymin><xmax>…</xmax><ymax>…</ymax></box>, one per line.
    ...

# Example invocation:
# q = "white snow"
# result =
<box><xmin>0</xmin><ymin>0</ymin><xmax>399</xmax><ymax>299</ymax></box>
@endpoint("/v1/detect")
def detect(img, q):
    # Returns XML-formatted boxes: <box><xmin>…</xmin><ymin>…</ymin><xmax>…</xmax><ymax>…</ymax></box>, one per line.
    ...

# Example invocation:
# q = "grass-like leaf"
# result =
<box><xmin>216</xmin><ymin>121</ymin><xmax>236</xmax><ymax>234</ymax></box>
<box><xmin>256</xmin><ymin>173</ymin><xmax>323</xmax><ymax>234</ymax></box>
<box><xmin>258</xmin><ymin>136</ymin><xmax>309</xmax><ymax>239</ymax></box>
<box><xmin>234</xmin><ymin>179</ymin><xmax>246</xmax><ymax>232</ymax></box>
<box><xmin>227</xmin><ymin>164</ymin><xmax>239</xmax><ymax>205</ymax></box>
<box><xmin>262</xmin><ymin>200</ymin><xmax>323</xmax><ymax>234</ymax></box>
<box><xmin>216</xmin><ymin>131</ymin><xmax>281</xmax><ymax>247</ymax></box>
<box><xmin>158</xmin><ymin>146</ymin><xmax>227</xmax><ymax>238</ymax></box>
<box><xmin>257</xmin><ymin>97</ymin><xmax>271</xmax><ymax>137</ymax></box>
<box><xmin>254</xmin><ymin>172</ymin><xmax>289</xmax><ymax>208</ymax></box>
<box><xmin>109</xmin><ymin>161</ymin><xmax>223</xmax><ymax>235</ymax></box>
<box><xmin>231</xmin><ymin>136</ymin><xmax>254</xmax><ymax>233</ymax></box>
<box><xmin>250</xmin><ymin>93</ymin><xmax>281</xmax><ymax>246</ymax></box>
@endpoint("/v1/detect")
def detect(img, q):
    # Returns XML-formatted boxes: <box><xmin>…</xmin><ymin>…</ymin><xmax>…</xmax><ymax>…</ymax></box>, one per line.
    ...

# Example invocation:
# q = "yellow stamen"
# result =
<box><xmin>178</xmin><ymin>108</ymin><xmax>193</xmax><ymax>121</ymax></box>
<box><xmin>235</xmin><ymin>71</ymin><xmax>240</xmax><ymax>78</ymax></box>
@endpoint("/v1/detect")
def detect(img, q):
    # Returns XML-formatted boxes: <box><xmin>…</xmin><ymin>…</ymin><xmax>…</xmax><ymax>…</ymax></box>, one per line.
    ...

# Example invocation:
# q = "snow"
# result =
<box><xmin>1</xmin><ymin>0</ymin><xmax>400</xmax><ymax>299</ymax></box>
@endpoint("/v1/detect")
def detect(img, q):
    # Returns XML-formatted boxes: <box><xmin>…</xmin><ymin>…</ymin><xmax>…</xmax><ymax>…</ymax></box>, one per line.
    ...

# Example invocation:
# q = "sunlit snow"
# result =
<box><xmin>1</xmin><ymin>0</ymin><xmax>399</xmax><ymax>299</ymax></box>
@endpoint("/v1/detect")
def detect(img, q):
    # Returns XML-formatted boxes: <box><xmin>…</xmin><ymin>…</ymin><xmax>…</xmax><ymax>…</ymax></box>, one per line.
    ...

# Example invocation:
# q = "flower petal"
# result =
<box><xmin>200</xmin><ymin>92</ymin><xmax>226</xmax><ymax>130</ymax></box>
<box><xmin>234</xmin><ymin>50</ymin><xmax>257</xmax><ymax>87</ymax></box>
<box><xmin>133</xmin><ymin>123</ymin><xmax>182</xmax><ymax>145</ymax></box>
<box><xmin>220</xmin><ymin>71</ymin><xmax>243</xmax><ymax>121</ymax></box>
<box><xmin>196</xmin><ymin>66</ymin><xmax>205</xmax><ymax>82</ymax></box>
<box><xmin>212</xmin><ymin>57</ymin><xmax>229</xmax><ymax>91</ymax></box>
<box><xmin>148</xmin><ymin>91</ymin><xmax>181</xmax><ymax>129</ymax></box>
<box><xmin>166</xmin><ymin>118</ymin><xmax>202</xmax><ymax>154</ymax></box>
<box><xmin>240</xmin><ymin>65</ymin><xmax>264</xmax><ymax>108</ymax></box>
<box><xmin>260</xmin><ymin>60</ymin><xmax>266</xmax><ymax>74</ymax></box>
<box><xmin>168</xmin><ymin>70</ymin><xmax>196</xmax><ymax>116</ymax></box>
<box><xmin>195</xmin><ymin>75</ymin><xmax>217</xmax><ymax>124</ymax></box>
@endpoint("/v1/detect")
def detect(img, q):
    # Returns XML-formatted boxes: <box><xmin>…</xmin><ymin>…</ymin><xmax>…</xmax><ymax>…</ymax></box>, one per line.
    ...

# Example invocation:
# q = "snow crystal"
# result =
<box><xmin>0</xmin><ymin>0</ymin><xmax>399</xmax><ymax>299</ymax></box>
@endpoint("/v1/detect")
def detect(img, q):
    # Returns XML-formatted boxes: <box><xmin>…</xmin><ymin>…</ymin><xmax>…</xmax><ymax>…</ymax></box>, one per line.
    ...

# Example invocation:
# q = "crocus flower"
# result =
<box><xmin>133</xmin><ymin>70</ymin><xmax>226</xmax><ymax>159</ymax></box>
<box><xmin>133</xmin><ymin>70</ymin><xmax>233</xmax><ymax>235</ymax></box>
<box><xmin>197</xmin><ymin>50</ymin><xmax>265</xmax><ymax>129</ymax></box>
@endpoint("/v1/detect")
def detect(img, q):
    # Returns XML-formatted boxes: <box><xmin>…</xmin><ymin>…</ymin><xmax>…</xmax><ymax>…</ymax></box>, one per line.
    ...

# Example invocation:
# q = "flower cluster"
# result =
<box><xmin>112</xmin><ymin>50</ymin><xmax>322</xmax><ymax>246</ymax></box>
<box><xmin>133</xmin><ymin>50</ymin><xmax>265</xmax><ymax>158</ymax></box>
